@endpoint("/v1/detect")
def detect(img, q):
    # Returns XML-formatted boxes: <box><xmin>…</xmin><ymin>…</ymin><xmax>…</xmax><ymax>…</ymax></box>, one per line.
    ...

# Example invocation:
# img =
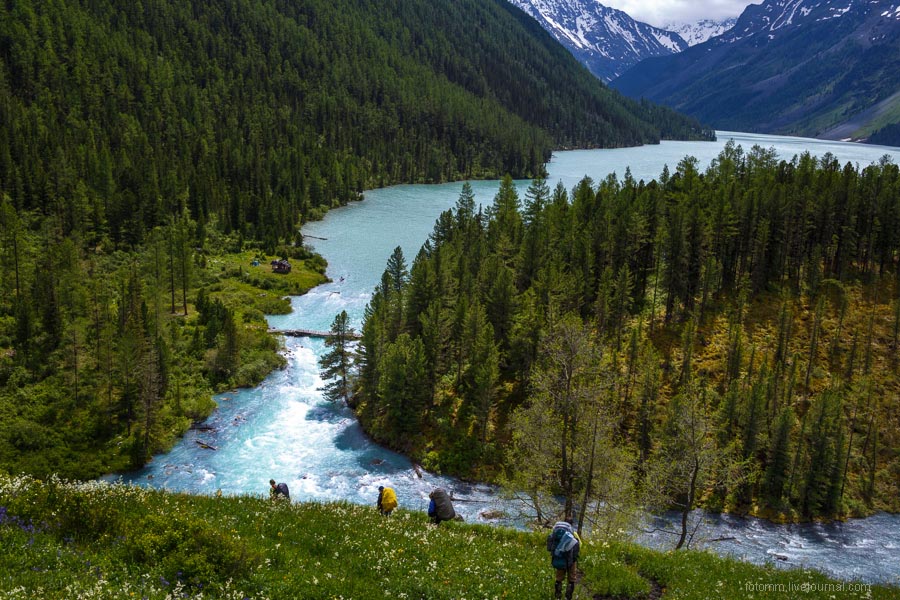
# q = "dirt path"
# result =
<box><xmin>577</xmin><ymin>568</ymin><xmax>665</xmax><ymax>600</ymax></box>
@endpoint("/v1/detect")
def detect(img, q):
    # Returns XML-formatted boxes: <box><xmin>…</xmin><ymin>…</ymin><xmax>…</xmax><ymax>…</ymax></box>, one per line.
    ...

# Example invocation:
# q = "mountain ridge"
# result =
<box><xmin>613</xmin><ymin>0</ymin><xmax>900</xmax><ymax>142</ymax></box>
<box><xmin>508</xmin><ymin>0</ymin><xmax>688</xmax><ymax>81</ymax></box>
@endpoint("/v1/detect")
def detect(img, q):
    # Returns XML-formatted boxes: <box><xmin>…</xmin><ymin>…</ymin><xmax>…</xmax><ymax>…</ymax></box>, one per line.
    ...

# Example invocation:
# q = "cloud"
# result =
<box><xmin>599</xmin><ymin>0</ymin><xmax>762</xmax><ymax>27</ymax></box>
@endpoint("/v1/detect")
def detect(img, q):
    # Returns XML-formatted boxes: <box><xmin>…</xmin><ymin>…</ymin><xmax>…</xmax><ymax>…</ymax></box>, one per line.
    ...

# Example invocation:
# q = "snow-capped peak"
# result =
<box><xmin>879</xmin><ymin>3</ymin><xmax>900</xmax><ymax>19</ymax></box>
<box><xmin>507</xmin><ymin>0</ymin><xmax>688</xmax><ymax>81</ymax></box>
<box><xmin>717</xmin><ymin>0</ymin><xmax>898</xmax><ymax>43</ymax></box>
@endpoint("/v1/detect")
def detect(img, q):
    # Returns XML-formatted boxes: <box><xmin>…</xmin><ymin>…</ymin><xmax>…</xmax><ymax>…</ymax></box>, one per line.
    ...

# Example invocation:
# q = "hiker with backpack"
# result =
<box><xmin>427</xmin><ymin>488</ymin><xmax>457</xmax><ymax>525</ymax></box>
<box><xmin>269</xmin><ymin>479</ymin><xmax>290</xmax><ymax>500</ymax></box>
<box><xmin>546</xmin><ymin>518</ymin><xmax>580</xmax><ymax>600</ymax></box>
<box><xmin>377</xmin><ymin>485</ymin><xmax>398</xmax><ymax>516</ymax></box>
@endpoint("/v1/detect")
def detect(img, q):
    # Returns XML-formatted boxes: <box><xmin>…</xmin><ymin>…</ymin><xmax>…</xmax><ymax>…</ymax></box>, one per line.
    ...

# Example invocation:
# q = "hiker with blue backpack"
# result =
<box><xmin>546</xmin><ymin>518</ymin><xmax>580</xmax><ymax>600</ymax></box>
<box><xmin>427</xmin><ymin>488</ymin><xmax>457</xmax><ymax>525</ymax></box>
<box><xmin>269</xmin><ymin>479</ymin><xmax>290</xmax><ymax>500</ymax></box>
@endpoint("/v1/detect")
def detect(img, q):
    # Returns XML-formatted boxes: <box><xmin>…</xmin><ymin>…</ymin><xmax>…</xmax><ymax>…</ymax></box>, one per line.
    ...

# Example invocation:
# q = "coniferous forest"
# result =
<box><xmin>1</xmin><ymin>0</ymin><xmax>711</xmax><ymax>248</ymax></box>
<box><xmin>356</xmin><ymin>143</ymin><xmax>900</xmax><ymax>522</ymax></box>
<box><xmin>0</xmin><ymin>0</ymin><xmax>714</xmax><ymax>479</ymax></box>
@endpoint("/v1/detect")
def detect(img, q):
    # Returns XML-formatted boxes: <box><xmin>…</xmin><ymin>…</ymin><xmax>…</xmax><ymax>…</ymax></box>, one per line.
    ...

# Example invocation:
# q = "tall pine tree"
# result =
<box><xmin>319</xmin><ymin>310</ymin><xmax>356</xmax><ymax>405</ymax></box>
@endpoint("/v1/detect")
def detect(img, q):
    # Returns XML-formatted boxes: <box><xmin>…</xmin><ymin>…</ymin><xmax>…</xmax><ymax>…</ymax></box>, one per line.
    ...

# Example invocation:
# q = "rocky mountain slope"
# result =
<box><xmin>613</xmin><ymin>0</ymin><xmax>900</xmax><ymax>143</ymax></box>
<box><xmin>508</xmin><ymin>0</ymin><xmax>687</xmax><ymax>81</ymax></box>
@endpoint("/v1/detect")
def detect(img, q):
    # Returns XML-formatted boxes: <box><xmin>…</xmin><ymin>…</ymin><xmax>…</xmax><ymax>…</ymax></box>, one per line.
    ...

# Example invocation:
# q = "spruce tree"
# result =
<box><xmin>763</xmin><ymin>407</ymin><xmax>793</xmax><ymax>504</ymax></box>
<box><xmin>214</xmin><ymin>308</ymin><xmax>240</xmax><ymax>382</ymax></box>
<box><xmin>319</xmin><ymin>310</ymin><xmax>356</xmax><ymax>405</ymax></box>
<box><xmin>377</xmin><ymin>333</ymin><xmax>429</xmax><ymax>443</ymax></box>
<box><xmin>462</xmin><ymin>309</ymin><xmax>499</xmax><ymax>444</ymax></box>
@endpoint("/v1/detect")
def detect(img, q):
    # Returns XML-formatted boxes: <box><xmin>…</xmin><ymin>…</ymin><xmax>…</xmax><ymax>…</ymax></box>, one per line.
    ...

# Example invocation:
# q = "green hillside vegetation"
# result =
<box><xmin>0</xmin><ymin>473</ymin><xmax>895</xmax><ymax>599</ymax></box>
<box><xmin>0</xmin><ymin>0</ymin><xmax>711</xmax><ymax>481</ymax></box>
<box><xmin>0</xmin><ymin>0</ymin><xmax>711</xmax><ymax>256</ymax></box>
<box><xmin>870</xmin><ymin>122</ymin><xmax>900</xmax><ymax>147</ymax></box>
<box><xmin>0</xmin><ymin>200</ymin><xmax>327</xmax><ymax>478</ymax></box>
<box><xmin>830</xmin><ymin>94</ymin><xmax>900</xmax><ymax>144</ymax></box>
<box><xmin>354</xmin><ymin>142</ymin><xmax>900</xmax><ymax>523</ymax></box>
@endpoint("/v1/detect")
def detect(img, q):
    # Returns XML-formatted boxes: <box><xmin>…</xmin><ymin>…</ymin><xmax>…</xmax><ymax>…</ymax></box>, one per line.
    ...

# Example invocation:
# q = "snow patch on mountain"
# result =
<box><xmin>662</xmin><ymin>18</ymin><xmax>738</xmax><ymax>46</ymax></box>
<box><xmin>720</xmin><ymin>0</ymin><xmax>899</xmax><ymax>42</ymax></box>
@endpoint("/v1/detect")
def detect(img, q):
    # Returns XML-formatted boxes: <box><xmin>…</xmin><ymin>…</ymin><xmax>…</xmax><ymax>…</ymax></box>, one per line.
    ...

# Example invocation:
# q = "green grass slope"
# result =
<box><xmin>0</xmin><ymin>474</ymin><xmax>896</xmax><ymax>599</ymax></box>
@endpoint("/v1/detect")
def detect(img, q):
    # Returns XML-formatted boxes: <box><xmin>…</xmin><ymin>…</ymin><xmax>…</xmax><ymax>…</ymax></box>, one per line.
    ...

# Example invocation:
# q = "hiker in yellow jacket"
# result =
<box><xmin>377</xmin><ymin>485</ymin><xmax>398</xmax><ymax>516</ymax></box>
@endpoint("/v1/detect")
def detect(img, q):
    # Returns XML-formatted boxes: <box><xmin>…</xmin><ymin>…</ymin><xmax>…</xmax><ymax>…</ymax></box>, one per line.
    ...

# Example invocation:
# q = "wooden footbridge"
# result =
<box><xmin>269</xmin><ymin>328</ymin><xmax>361</xmax><ymax>340</ymax></box>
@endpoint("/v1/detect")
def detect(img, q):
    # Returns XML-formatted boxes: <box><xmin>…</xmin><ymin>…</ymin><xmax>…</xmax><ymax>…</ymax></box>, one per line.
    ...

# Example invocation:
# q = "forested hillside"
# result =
<box><xmin>0</xmin><ymin>0</ymin><xmax>711</xmax><ymax>478</ymax></box>
<box><xmin>0</xmin><ymin>198</ymin><xmax>328</xmax><ymax>477</ymax></box>
<box><xmin>870</xmin><ymin>122</ymin><xmax>900</xmax><ymax>147</ymax></box>
<box><xmin>1</xmin><ymin>0</ymin><xmax>711</xmax><ymax>253</ymax></box>
<box><xmin>356</xmin><ymin>143</ymin><xmax>900</xmax><ymax>521</ymax></box>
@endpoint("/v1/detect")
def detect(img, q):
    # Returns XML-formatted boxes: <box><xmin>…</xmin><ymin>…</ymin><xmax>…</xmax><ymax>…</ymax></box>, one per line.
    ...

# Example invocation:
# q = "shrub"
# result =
<box><xmin>125</xmin><ymin>513</ymin><xmax>255</xmax><ymax>588</ymax></box>
<box><xmin>242</xmin><ymin>308</ymin><xmax>266</xmax><ymax>324</ymax></box>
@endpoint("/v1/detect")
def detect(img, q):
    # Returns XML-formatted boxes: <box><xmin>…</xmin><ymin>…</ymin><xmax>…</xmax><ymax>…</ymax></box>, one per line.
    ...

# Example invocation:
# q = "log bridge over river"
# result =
<box><xmin>270</xmin><ymin>328</ymin><xmax>362</xmax><ymax>340</ymax></box>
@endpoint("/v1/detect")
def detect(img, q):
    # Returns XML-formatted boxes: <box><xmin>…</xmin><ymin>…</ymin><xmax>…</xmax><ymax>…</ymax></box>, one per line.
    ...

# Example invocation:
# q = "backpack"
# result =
<box><xmin>275</xmin><ymin>482</ymin><xmax>290</xmax><ymax>498</ymax></box>
<box><xmin>555</xmin><ymin>530</ymin><xmax>578</xmax><ymax>555</ymax></box>
<box><xmin>430</xmin><ymin>489</ymin><xmax>456</xmax><ymax>520</ymax></box>
<box><xmin>548</xmin><ymin>525</ymin><xmax>579</xmax><ymax>569</ymax></box>
<box><xmin>381</xmin><ymin>487</ymin><xmax>398</xmax><ymax>512</ymax></box>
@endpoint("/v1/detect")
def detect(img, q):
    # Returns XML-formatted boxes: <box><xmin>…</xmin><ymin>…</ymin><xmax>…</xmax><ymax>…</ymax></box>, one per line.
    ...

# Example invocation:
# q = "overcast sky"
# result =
<box><xmin>598</xmin><ymin>0</ymin><xmax>762</xmax><ymax>27</ymax></box>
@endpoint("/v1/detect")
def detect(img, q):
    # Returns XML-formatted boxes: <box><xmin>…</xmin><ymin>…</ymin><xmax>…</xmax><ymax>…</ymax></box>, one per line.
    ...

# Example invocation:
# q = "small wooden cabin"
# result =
<box><xmin>271</xmin><ymin>259</ymin><xmax>292</xmax><ymax>274</ymax></box>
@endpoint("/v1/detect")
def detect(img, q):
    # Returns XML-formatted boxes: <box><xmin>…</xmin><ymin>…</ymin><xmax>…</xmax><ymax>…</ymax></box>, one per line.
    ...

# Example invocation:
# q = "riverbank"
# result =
<box><xmin>119</xmin><ymin>245</ymin><xmax>332</xmax><ymax>463</ymax></box>
<box><xmin>1</xmin><ymin>473</ymin><xmax>896</xmax><ymax>599</ymax></box>
<box><xmin>0</xmin><ymin>234</ymin><xmax>328</xmax><ymax>482</ymax></box>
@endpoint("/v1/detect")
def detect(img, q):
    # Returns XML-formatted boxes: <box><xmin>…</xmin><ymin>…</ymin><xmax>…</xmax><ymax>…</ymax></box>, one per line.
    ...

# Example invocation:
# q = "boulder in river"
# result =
<box><xmin>480</xmin><ymin>510</ymin><xmax>506</xmax><ymax>520</ymax></box>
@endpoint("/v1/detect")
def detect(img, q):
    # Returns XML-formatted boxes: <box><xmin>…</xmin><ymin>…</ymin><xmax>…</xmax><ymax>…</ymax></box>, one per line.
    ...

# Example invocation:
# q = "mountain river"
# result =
<box><xmin>111</xmin><ymin>132</ymin><xmax>900</xmax><ymax>585</ymax></box>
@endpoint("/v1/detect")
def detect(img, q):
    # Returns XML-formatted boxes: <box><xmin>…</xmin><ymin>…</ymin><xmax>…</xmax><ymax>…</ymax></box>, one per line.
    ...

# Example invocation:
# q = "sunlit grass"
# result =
<box><xmin>209</xmin><ymin>250</ymin><xmax>328</xmax><ymax>305</ymax></box>
<box><xmin>0</xmin><ymin>474</ymin><xmax>897</xmax><ymax>599</ymax></box>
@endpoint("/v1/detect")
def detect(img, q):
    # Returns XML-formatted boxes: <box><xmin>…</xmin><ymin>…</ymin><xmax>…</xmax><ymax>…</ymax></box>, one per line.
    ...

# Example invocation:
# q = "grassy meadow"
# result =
<box><xmin>0</xmin><ymin>474</ymin><xmax>897</xmax><ymax>599</ymax></box>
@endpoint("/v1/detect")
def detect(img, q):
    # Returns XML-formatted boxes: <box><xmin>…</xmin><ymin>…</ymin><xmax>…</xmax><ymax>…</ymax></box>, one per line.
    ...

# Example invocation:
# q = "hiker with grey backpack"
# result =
<box><xmin>546</xmin><ymin>518</ymin><xmax>580</xmax><ymax>600</ymax></box>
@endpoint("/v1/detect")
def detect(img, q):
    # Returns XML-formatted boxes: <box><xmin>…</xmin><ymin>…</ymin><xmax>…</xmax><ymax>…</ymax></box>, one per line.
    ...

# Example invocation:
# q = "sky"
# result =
<box><xmin>597</xmin><ymin>0</ymin><xmax>762</xmax><ymax>27</ymax></box>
